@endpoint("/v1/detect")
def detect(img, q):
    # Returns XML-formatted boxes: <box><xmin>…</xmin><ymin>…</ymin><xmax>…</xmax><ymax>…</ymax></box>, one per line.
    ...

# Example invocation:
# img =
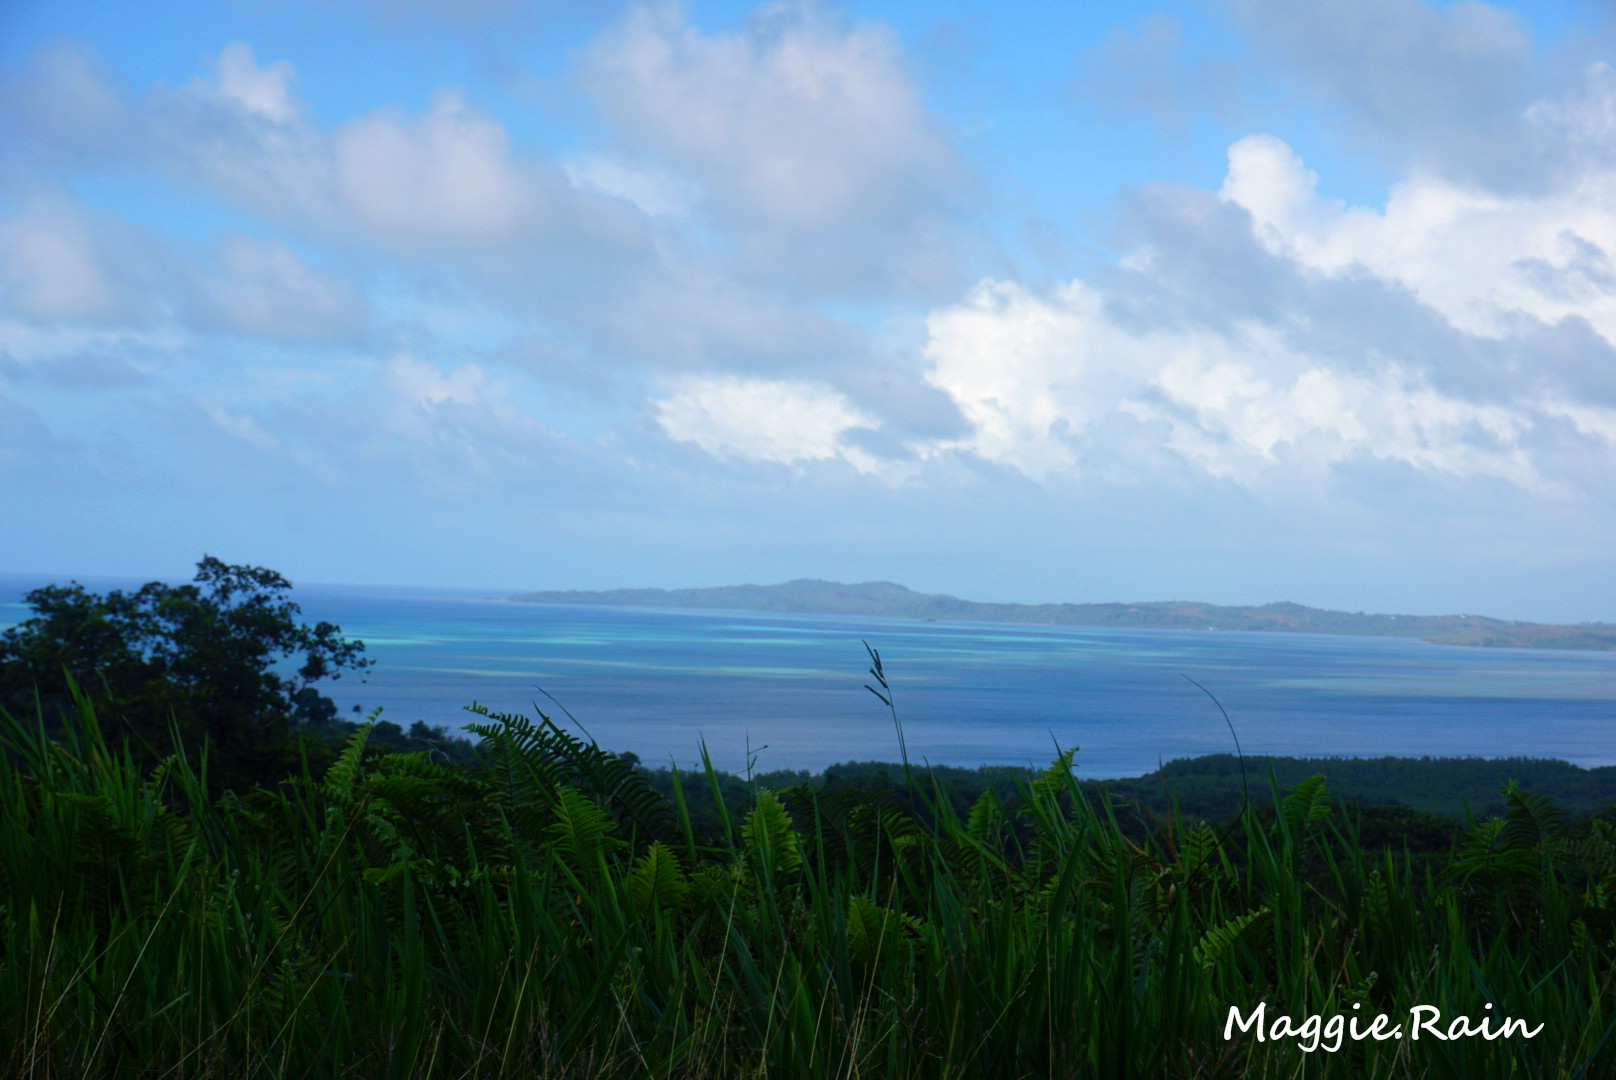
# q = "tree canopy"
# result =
<box><xmin>0</xmin><ymin>556</ymin><xmax>372</xmax><ymax>788</ymax></box>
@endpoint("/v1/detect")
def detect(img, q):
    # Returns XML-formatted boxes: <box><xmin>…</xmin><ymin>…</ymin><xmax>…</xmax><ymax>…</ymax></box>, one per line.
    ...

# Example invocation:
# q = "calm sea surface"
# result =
<box><xmin>3</xmin><ymin>576</ymin><xmax>1614</xmax><ymax>778</ymax></box>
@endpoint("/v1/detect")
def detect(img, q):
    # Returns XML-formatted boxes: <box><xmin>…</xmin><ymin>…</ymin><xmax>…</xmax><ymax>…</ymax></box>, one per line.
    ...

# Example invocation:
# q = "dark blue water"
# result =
<box><xmin>4</xmin><ymin>576</ymin><xmax>1614</xmax><ymax>778</ymax></box>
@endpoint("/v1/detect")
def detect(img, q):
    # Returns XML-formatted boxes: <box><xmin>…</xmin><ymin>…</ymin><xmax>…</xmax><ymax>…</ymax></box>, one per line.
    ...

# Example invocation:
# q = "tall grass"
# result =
<box><xmin>1</xmin><ymin>684</ymin><xmax>1613</xmax><ymax>1078</ymax></box>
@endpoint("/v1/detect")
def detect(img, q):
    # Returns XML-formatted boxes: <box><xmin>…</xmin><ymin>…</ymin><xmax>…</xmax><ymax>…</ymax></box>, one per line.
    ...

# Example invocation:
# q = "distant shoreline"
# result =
<box><xmin>511</xmin><ymin>579</ymin><xmax>1616</xmax><ymax>652</ymax></box>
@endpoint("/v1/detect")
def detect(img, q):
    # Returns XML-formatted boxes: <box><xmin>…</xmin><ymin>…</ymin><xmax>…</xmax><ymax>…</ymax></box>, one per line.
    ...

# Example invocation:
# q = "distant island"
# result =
<box><xmin>511</xmin><ymin>579</ymin><xmax>1616</xmax><ymax>651</ymax></box>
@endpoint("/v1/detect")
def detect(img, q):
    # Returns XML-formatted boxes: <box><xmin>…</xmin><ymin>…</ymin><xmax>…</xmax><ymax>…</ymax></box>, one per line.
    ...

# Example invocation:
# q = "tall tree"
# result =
<box><xmin>0</xmin><ymin>556</ymin><xmax>371</xmax><ymax>788</ymax></box>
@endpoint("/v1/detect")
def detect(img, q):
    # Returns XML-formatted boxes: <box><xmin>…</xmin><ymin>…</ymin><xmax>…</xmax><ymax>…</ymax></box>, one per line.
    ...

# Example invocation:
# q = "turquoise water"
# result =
<box><xmin>4</xmin><ymin>576</ymin><xmax>1615</xmax><ymax>778</ymax></box>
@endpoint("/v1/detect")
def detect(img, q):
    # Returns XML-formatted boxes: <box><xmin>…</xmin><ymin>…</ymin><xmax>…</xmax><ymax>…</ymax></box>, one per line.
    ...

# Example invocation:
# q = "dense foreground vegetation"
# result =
<box><xmin>3</xmin><ymin>687</ymin><xmax>1615</xmax><ymax>1079</ymax></box>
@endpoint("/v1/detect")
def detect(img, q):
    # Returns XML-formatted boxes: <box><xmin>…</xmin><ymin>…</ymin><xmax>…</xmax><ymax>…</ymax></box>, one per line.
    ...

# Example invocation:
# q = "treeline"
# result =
<box><xmin>631</xmin><ymin>751</ymin><xmax>1616</xmax><ymax>849</ymax></box>
<box><xmin>1127</xmin><ymin>753</ymin><xmax>1616</xmax><ymax>819</ymax></box>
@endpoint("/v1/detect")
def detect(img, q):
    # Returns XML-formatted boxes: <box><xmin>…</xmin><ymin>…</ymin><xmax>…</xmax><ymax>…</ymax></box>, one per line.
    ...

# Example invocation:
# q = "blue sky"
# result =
<box><xmin>4</xmin><ymin>0</ymin><xmax>1616</xmax><ymax>622</ymax></box>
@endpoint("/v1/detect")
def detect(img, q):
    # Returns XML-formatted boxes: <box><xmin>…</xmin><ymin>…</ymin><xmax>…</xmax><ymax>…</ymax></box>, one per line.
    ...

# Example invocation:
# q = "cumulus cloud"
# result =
<box><xmin>0</xmin><ymin>41</ymin><xmax>654</xmax><ymax>265</ymax></box>
<box><xmin>625</xmin><ymin>31</ymin><xmax>1616</xmax><ymax>503</ymax></box>
<box><xmin>8</xmin><ymin>1</ymin><xmax>1613</xmax><ymax>526</ymax></box>
<box><xmin>919</xmin><ymin>277</ymin><xmax>1540</xmax><ymax>488</ymax></box>
<box><xmin>0</xmin><ymin>194</ymin><xmax>158</xmax><ymax>323</ymax></box>
<box><xmin>0</xmin><ymin>25</ymin><xmax>991</xmax><ymax>440</ymax></box>
<box><xmin>213</xmin><ymin>41</ymin><xmax>300</xmax><ymax>124</ymax></box>
<box><xmin>579</xmin><ymin>1</ymin><xmax>973</xmax><ymax>297</ymax></box>
<box><xmin>1228</xmin><ymin>0</ymin><xmax>1570</xmax><ymax>190</ymax></box>
<box><xmin>0</xmin><ymin>189</ymin><xmax>365</xmax><ymax>343</ymax></box>
<box><xmin>922</xmin><ymin>281</ymin><xmax>1097</xmax><ymax>479</ymax></box>
<box><xmin>903</xmin><ymin>43</ymin><xmax>1616</xmax><ymax>498</ymax></box>
<box><xmin>0</xmin><ymin>40</ymin><xmax>133</xmax><ymax>168</ymax></box>
<box><xmin>653</xmin><ymin>375</ymin><xmax>880</xmax><ymax>469</ymax></box>
<box><xmin>902</xmin><ymin>84</ymin><xmax>1616</xmax><ymax>496</ymax></box>
<box><xmin>193</xmin><ymin>235</ymin><xmax>367</xmax><ymax>343</ymax></box>
<box><xmin>192</xmin><ymin>236</ymin><xmax>366</xmax><ymax>341</ymax></box>
<box><xmin>1221</xmin><ymin>127</ymin><xmax>1616</xmax><ymax>348</ymax></box>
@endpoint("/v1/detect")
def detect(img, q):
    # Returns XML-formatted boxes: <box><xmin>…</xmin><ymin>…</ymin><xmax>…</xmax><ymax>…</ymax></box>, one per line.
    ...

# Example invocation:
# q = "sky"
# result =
<box><xmin>3</xmin><ymin>0</ymin><xmax>1616</xmax><ymax>623</ymax></box>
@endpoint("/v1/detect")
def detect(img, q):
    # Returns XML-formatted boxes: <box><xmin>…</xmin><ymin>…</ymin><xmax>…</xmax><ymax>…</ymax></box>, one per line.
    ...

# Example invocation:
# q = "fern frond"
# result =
<box><xmin>548</xmin><ymin>785</ymin><xmax>616</xmax><ymax>873</ymax></box>
<box><xmin>628</xmin><ymin>842</ymin><xmax>688</xmax><ymax>916</ymax></box>
<box><xmin>741</xmin><ymin>789</ymin><xmax>802</xmax><ymax>879</ymax></box>
<box><xmin>1194</xmin><ymin>906</ymin><xmax>1270</xmax><ymax>970</ymax></box>
<box><xmin>324</xmin><ymin>722</ymin><xmax>372</xmax><ymax>799</ymax></box>
<box><xmin>1282</xmin><ymin>774</ymin><xmax>1331</xmax><ymax>835</ymax></box>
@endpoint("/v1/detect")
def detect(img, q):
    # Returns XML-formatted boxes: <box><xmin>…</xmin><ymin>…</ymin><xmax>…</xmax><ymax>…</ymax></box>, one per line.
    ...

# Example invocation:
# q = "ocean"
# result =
<box><xmin>5</xmin><ymin>574</ymin><xmax>1612</xmax><ymax>778</ymax></box>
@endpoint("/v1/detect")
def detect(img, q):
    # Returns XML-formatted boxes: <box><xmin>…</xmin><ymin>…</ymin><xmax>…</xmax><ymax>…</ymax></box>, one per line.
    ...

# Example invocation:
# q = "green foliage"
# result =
<box><xmin>1106</xmin><ymin>753</ymin><xmax>1616</xmax><ymax>820</ymax></box>
<box><xmin>628</xmin><ymin>842</ymin><xmax>688</xmax><ymax>916</ymax></box>
<box><xmin>0</xmin><ymin>556</ymin><xmax>372</xmax><ymax>791</ymax></box>
<box><xmin>1282</xmin><ymin>772</ymin><xmax>1332</xmax><ymax>835</ymax></box>
<box><xmin>3</xmin><ymin>690</ymin><xmax>1615</xmax><ymax>1078</ymax></box>
<box><xmin>740</xmin><ymin>788</ymin><xmax>802</xmax><ymax>880</ymax></box>
<box><xmin>1193</xmin><ymin>906</ymin><xmax>1270</xmax><ymax>970</ymax></box>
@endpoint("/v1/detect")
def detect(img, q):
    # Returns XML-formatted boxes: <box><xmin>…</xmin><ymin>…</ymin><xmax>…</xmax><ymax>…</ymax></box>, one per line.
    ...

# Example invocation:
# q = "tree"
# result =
<box><xmin>0</xmin><ymin>556</ymin><xmax>371</xmax><ymax>789</ymax></box>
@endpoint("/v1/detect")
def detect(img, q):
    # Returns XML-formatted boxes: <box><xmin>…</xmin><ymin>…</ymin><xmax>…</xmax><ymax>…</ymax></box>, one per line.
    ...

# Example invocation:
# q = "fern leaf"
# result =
<box><xmin>847</xmin><ymin>896</ymin><xmax>910</xmax><ymax>967</ymax></box>
<box><xmin>741</xmin><ymin>789</ymin><xmax>802</xmax><ymax>878</ymax></box>
<box><xmin>1283</xmin><ymin>774</ymin><xmax>1331</xmax><ymax>835</ymax></box>
<box><xmin>1194</xmin><ymin>906</ymin><xmax>1270</xmax><ymax>970</ymax></box>
<box><xmin>324</xmin><ymin>723</ymin><xmax>372</xmax><ymax>799</ymax></box>
<box><xmin>548</xmin><ymin>785</ymin><xmax>615</xmax><ymax>872</ymax></box>
<box><xmin>1500</xmin><ymin>781</ymin><xmax>1566</xmax><ymax>851</ymax></box>
<box><xmin>628</xmin><ymin>842</ymin><xmax>688</xmax><ymax>916</ymax></box>
<box><xmin>966</xmin><ymin>788</ymin><xmax>1006</xmax><ymax>840</ymax></box>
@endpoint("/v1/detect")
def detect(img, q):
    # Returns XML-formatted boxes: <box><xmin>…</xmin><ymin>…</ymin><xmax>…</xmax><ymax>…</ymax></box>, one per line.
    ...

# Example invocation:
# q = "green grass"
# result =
<box><xmin>2</xmin><ymin>689</ymin><xmax>1614</xmax><ymax>1078</ymax></box>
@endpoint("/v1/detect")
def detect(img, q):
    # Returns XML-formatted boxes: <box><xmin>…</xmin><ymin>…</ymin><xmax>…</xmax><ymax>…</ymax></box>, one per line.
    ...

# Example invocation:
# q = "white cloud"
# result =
<box><xmin>201</xmin><ymin>398</ymin><xmax>281</xmax><ymax>451</ymax></box>
<box><xmin>1230</xmin><ymin>0</ymin><xmax>1537</xmax><ymax>185</ymax></box>
<box><xmin>564</xmin><ymin>154</ymin><xmax>699</xmax><ymax>218</ymax></box>
<box><xmin>212</xmin><ymin>42</ymin><xmax>299</xmax><ymax>124</ymax></box>
<box><xmin>197</xmin><ymin>235</ymin><xmax>366</xmax><ymax>342</ymax></box>
<box><xmin>1541</xmin><ymin>400</ymin><xmax>1616</xmax><ymax>447</ymax></box>
<box><xmin>385</xmin><ymin>352</ymin><xmax>493</xmax><ymax>409</ymax></box>
<box><xmin>579</xmin><ymin>1</ymin><xmax>970</xmax><ymax>295</ymax></box>
<box><xmin>7</xmin><ymin>7</ymin><xmax>1613</xmax><ymax>518</ymax></box>
<box><xmin>922</xmin><ymin>280</ymin><xmax>1095</xmax><ymax>479</ymax></box>
<box><xmin>915</xmin><ymin>68</ymin><xmax>1616</xmax><ymax>495</ymax></box>
<box><xmin>1142</xmin><ymin>354</ymin><xmax>1538</xmax><ymax>485</ymax></box>
<box><xmin>919</xmin><ymin>277</ymin><xmax>1546</xmax><ymax>488</ymax></box>
<box><xmin>0</xmin><ymin>190</ymin><xmax>365</xmax><ymax>342</ymax></box>
<box><xmin>1220</xmin><ymin>129</ymin><xmax>1616</xmax><ymax>344</ymax></box>
<box><xmin>332</xmin><ymin>89</ymin><xmax>541</xmax><ymax>249</ymax></box>
<box><xmin>0</xmin><ymin>194</ymin><xmax>154</xmax><ymax>323</ymax></box>
<box><xmin>0</xmin><ymin>30</ymin><xmax>977</xmax><ymax>396</ymax></box>
<box><xmin>653</xmin><ymin>375</ymin><xmax>879</xmax><ymax>469</ymax></box>
<box><xmin>0</xmin><ymin>40</ymin><xmax>132</xmax><ymax>166</ymax></box>
<box><xmin>72</xmin><ymin>43</ymin><xmax>651</xmax><ymax>263</ymax></box>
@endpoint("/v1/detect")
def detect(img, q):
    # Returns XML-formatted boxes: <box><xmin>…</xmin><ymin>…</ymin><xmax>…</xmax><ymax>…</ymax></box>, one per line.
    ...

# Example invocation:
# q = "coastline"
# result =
<box><xmin>510</xmin><ymin>579</ymin><xmax>1616</xmax><ymax>653</ymax></box>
